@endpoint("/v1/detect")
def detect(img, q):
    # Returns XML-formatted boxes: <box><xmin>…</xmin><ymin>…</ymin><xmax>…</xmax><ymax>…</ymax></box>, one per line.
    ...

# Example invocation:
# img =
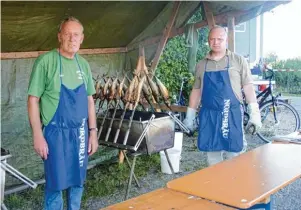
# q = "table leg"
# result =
<box><xmin>241</xmin><ymin>196</ymin><xmax>272</xmax><ymax>210</ymax></box>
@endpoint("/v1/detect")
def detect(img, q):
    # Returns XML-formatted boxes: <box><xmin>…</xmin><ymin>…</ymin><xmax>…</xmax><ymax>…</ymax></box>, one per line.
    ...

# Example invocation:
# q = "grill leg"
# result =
<box><xmin>164</xmin><ymin>149</ymin><xmax>174</xmax><ymax>174</ymax></box>
<box><xmin>122</xmin><ymin>151</ymin><xmax>140</xmax><ymax>187</ymax></box>
<box><xmin>124</xmin><ymin>155</ymin><xmax>137</xmax><ymax>200</ymax></box>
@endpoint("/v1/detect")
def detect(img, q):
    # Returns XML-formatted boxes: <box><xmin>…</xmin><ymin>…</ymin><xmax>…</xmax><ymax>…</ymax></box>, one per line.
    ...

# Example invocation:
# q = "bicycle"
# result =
<box><xmin>244</xmin><ymin>69</ymin><xmax>301</xmax><ymax>143</ymax></box>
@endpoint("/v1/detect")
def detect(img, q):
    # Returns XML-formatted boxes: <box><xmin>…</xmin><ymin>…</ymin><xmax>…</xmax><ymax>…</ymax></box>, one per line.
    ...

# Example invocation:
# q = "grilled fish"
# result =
<box><xmin>146</xmin><ymin>75</ymin><xmax>160</xmax><ymax>103</ymax></box>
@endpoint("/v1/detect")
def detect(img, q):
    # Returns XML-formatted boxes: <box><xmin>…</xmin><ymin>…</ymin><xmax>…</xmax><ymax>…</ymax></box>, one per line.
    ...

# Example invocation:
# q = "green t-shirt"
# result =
<box><xmin>28</xmin><ymin>49</ymin><xmax>96</xmax><ymax>126</ymax></box>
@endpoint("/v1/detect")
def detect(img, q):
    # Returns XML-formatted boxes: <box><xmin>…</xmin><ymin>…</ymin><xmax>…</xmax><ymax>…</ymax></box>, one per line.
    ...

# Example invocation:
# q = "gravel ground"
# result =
<box><xmin>86</xmin><ymin>96</ymin><xmax>301</xmax><ymax>210</ymax></box>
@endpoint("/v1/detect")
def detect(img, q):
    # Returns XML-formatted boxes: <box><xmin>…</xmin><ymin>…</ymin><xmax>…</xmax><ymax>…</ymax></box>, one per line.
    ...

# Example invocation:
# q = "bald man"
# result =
<box><xmin>183</xmin><ymin>25</ymin><xmax>261</xmax><ymax>166</ymax></box>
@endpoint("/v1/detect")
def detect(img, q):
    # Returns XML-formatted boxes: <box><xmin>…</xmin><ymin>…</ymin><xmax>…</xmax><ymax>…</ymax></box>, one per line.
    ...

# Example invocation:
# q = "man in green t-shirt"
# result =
<box><xmin>28</xmin><ymin>17</ymin><xmax>98</xmax><ymax>210</ymax></box>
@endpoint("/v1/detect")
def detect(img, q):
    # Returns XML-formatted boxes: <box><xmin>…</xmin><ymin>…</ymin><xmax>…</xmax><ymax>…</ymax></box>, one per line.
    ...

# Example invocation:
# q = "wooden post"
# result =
<box><xmin>150</xmin><ymin>1</ymin><xmax>181</xmax><ymax>73</ymax></box>
<box><xmin>139</xmin><ymin>45</ymin><xmax>144</xmax><ymax>57</ymax></box>
<box><xmin>227</xmin><ymin>17</ymin><xmax>235</xmax><ymax>52</ymax></box>
<box><xmin>203</xmin><ymin>2</ymin><xmax>215</xmax><ymax>29</ymax></box>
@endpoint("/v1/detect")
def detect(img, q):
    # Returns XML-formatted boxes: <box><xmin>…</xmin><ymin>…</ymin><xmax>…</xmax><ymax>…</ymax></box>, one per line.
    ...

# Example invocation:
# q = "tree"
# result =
<box><xmin>264</xmin><ymin>54</ymin><xmax>301</xmax><ymax>94</ymax></box>
<box><xmin>156</xmin><ymin>9</ymin><xmax>210</xmax><ymax>104</ymax></box>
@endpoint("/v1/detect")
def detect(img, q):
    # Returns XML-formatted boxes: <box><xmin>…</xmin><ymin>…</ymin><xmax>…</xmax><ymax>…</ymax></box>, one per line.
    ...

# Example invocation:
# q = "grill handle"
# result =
<box><xmin>134</xmin><ymin>114</ymin><xmax>156</xmax><ymax>150</ymax></box>
<box><xmin>168</xmin><ymin>112</ymin><xmax>193</xmax><ymax>135</ymax></box>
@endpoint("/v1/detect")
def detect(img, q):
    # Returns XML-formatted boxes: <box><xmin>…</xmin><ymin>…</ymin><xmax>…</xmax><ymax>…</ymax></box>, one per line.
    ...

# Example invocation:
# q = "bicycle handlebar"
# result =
<box><xmin>265</xmin><ymin>68</ymin><xmax>274</xmax><ymax>81</ymax></box>
<box><xmin>181</xmin><ymin>77</ymin><xmax>189</xmax><ymax>82</ymax></box>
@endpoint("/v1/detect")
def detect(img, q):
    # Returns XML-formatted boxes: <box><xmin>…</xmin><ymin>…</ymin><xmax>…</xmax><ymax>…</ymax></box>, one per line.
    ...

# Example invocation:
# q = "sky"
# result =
<box><xmin>263</xmin><ymin>0</ymin><xmax>301</xmax><ymax>59</ymax></box>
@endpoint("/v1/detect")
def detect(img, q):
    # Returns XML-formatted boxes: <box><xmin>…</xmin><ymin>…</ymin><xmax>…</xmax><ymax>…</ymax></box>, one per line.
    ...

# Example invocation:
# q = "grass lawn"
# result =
<box><xmin>281</xmin><ymin>93</ymin><xmax>301</xmax><ymax>97</ymax></box>
<box><xmin>4</xmin><ymin>154</ymin><xmax>161</xmax><ymax>210</ymax></box>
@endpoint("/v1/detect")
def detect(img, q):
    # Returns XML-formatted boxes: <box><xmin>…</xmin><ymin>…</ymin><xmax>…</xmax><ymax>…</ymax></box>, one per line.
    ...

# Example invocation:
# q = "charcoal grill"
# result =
<box><xmin>98</xmin><ymin>109</ymin><xmax>175</xmax><ymax>154</ymax></box>
<box><xmin>97</xmin><ymin>109</ymin><xmax>176</xmax><ymax>200</ymax></box>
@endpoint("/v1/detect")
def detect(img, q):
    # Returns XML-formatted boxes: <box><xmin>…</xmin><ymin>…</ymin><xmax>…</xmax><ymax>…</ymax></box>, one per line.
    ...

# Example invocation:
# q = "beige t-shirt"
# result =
<box><xmin>193</xmin><ymin>50</ymin><xmax>253</xmax><ymax>103</ymax></box>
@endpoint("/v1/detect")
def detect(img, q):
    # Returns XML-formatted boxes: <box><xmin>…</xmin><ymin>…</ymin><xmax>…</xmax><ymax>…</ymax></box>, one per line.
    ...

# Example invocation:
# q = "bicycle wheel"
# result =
<box><xmin>257</xmin><ymin>99</ymin><xmax>301</xmax><ymax>143</ymax></box>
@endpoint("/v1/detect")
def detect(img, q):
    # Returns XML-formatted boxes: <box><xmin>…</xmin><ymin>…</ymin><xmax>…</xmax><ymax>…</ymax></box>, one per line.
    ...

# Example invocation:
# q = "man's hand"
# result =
<box><xmin>183</xmin><ymin>107</ymin><xmax>197</xmax><ymax>134</ymax></box>
<box><xmin>88</xmin><ymin>130</ymin><xmax>98</xmax><ymax>156</ymax></box>
<box><xmin>28</xmin><ymin>96</ymin><xmax>48</xmax><ymax>159</ymax></box>
<box><xmin>247</xmin><ymin>103</ymin><xmax>262</xmax><ymax>134</ymax></box>
<box><xmin>33</xmin><ymin>134</ymin><xmax>48</xmax><ymax>160</ymax></box>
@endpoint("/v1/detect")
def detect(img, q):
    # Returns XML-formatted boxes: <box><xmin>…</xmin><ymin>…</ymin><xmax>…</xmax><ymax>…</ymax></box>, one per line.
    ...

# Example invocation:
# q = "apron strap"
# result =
<box><xmin>75</xmin><ymin>54</ymin><xmax>87</xmax><ymax>87</ymax></box>
<box><xmin>226</xmin><ymin>55</ymin><xmax>230</xmax><ymax>70</ymax></box>
<box><xmin>59</xmin><ymin>51</ymin><xmax>63</xmax><ymax>85</ymax></box>
<box><xmin>204</xmin><ymin>54</ymin><xmax>230</xmax><ymax>72</ymax></box>
<box><xmin>58</xmin><ymin>50</ymin><xmax>86</xmax><ymax>87</ymax></box>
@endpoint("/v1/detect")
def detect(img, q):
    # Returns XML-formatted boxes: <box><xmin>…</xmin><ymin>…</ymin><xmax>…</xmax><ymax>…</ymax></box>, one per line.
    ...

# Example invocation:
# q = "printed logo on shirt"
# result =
<box><xmin>221</xmin><ymin>99</ymin><xmax>230</xmax><ymax>138</ymax></box>
<box><xmin>76</xmin><ymin>70</ymin><xmax>85</xmax><ymax>80</ymax></box>
<box><xmin>79</xmin><ymin>118</ymin><xmax>86</xmax><ymax>167</ymax></box>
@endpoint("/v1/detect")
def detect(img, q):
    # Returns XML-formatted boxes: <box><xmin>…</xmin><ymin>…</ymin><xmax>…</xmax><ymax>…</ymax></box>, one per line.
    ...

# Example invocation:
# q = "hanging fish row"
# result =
<box><xmin>93</xmin><ymin>76</ymin><xmax>127</xmax><ymax>103</ymax></box>
<box><xmin>94</xmin><ymin>72</ymin><xmax>172</xmax><ymax>144</ymax></box>
<box><xmin>94</xmin><ymin>53</ymin><xmax>172</xmax><ymax>144</ymax></box>
<box><xmin>92</xmin><ymin>72</ymin><xmax>171</xmax><ymax>112</ymax></box>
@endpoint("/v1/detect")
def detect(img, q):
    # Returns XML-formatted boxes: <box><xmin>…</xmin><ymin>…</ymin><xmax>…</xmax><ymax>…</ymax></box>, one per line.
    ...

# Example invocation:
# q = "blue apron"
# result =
<box><xmin>43</xmin><ymin>52</ymin><xmax>89</xmax><ymax>191</ymax></box>
<box><xmin>197</xmin><ymin>56</ymin><xmax>243</xmax><ymax>152</ymax></box>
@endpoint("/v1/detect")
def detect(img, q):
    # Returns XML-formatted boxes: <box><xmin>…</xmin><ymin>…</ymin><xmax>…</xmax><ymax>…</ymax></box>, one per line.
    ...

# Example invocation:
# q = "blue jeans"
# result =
<box><xmin>44</xmin><ymin>186</ymin><xmax>84</xmax><ymax>210</ymax></box>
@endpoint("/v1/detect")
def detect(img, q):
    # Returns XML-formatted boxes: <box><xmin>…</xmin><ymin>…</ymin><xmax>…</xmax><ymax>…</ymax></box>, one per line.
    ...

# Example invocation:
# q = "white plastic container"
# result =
<box><xmin>168</xmin><ymin>132</ymin><xmax>183</xmax><ymax>153</ymax></box>
<box><xmin>159</xmin><ymin>132</ymin><xmax>183</xmax><ymax>174</ymax></box>
<box><xmin>160</xmin><ymin>151</ymin><xmax>181</xmax><ymax>174</ymax></box>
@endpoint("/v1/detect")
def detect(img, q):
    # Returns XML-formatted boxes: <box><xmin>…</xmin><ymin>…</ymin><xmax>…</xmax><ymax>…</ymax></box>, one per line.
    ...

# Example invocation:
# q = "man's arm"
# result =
<box><xmin>183</xmin><ymin>61</ymin><xmax>203</xmax><ymax>133</ymax></box>
<box><xmin>183</xmin><ymin>88</ymin><xmax>201</xmax><ymax>133</ymax></box>
<box><xmin>88</xmin><ymin>96</ymin><xmax>97</xmax><ymax>128</ymax></box>
<box><xmin>243</xmin><ymin>83</ymin><xmax>257</xmax><ymax>103</ymax></box>
<box><xmin>240</xmin><ymin>55</ymin><xmax>262</xmax><ymax>132</ymax></box>
<box><xmin>240</xmin><ymin>55</ymin><xmax>256</xmax><ymax>103</ymax></box>
<box><xmin>87</xmin><ymin>95</ymin><xmax>98</xmax><ymax>156</ymax></box>
<box><xmin>188</xmin><ymin>88</ymin><xmax>201</xmax><ymax>109</ymax></box>
<box><xmin>28</xmin><ymin>95</ymin><xmax>48</xmax><ymax>159</ymax></box>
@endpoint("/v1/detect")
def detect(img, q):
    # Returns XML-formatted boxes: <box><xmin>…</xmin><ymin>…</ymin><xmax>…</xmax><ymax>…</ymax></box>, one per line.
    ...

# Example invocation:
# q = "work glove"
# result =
<box><xmin>183</xmin><ymin>107</ymin><xmax>197</xmax><ymax>135</ymax></box>
<box><xmin>246</xmin><ymin>103</ymin><xmax>262</xmax><ymax>134</ymax></box>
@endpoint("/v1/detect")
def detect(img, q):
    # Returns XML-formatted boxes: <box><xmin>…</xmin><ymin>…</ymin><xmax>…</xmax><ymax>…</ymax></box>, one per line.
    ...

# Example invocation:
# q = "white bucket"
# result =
<box><xmin>160</xmin><ymin>151</ymin><xmax>181</xmax><ymax>174</ymax></box>
<box><xmin>167</xmin><ymin>132</ymin><xmax>183</xmax><ymax>153</ymax></box>
<box><xmin>159</xmin><ymin>132</ymin><xmax>183</xmax><ymax>174</ymax></box>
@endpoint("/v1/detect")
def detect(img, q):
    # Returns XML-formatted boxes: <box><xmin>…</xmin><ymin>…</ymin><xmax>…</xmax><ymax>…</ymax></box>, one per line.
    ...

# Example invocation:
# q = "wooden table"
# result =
<box><xmin>101</xmin><ymin>188</ymin><xmax>236</xmax><ymax>210</ymax></box>
<box><xmin>167</xmin><ymin>143</ymin><xmax>301</xmax><ymax>209</ymax></box>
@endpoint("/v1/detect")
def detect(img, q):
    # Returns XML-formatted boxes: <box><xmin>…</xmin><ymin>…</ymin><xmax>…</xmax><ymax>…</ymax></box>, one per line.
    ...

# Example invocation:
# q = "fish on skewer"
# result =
<box><xmin>93</xmin><ymin>79</ymin><xmax>101</xmax><ymax>100</ymax></box>
<box><xmin>102</xmin><ymin>77</ymin><xmax>112</xmax><ymax>99</ymax></box>
<box><xmin>121</xmin><ymin>75</ymin><xmax>146</xmax><ymax>145</ymax></box>
<box><xmin>130</xmin><ymin>75</ymin><xmax>140</xmax><ymax>103</ymax></box>
<box><xmin>134</xmin><ymin>75</ymin><xmax>146</xmax><ymax>105</ymax></box>
<box><xmin>109</xmin><ymin>77</ymin><xmax>119</xmax><ymax>101</ymax></box>
<box><xmin>142</xmin><ymin>83</ymin><xmax>155</xmax><ymax>111</ymax></box>
<box><xmin>154</xmin><ymin>75</ymin><xmax>171</xmax><ymax>108</ymax></box>
<box><xmin>118</xmin><ymin>77</ymin><xmax>126</xmax><ymax>98</ymax></box>
<box><xmin>97</xmin><ymin>77</ymin><xmax>109</xmax><ymax>113</ymax></box>
<box><xmin>97</xmin><ymin>77</ymin><xmax>115</xmax><ymax>139</ymax></box>
<box><xmin>146</xmin><ymin>74</ymin><xmax>160</xmax><ymax>103</ymax></box>
<box><xmin>112</xmin><ymin>74</ymin><xmax>136</xmax><ymax>143</ymax></box>
<box><xmin>104</xmin><ymin>75</ymin><xmax>127</xmax><ymax>142</ymax></box>
<box><xmin>125</xmin><ymin>75</ymin><xmax>150</xmax><ymax>110</ymax></box>
<box><xmin>124</xmin><ymin>76</ymin><xmax>138</xmax><ymax>103</ymax></box>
